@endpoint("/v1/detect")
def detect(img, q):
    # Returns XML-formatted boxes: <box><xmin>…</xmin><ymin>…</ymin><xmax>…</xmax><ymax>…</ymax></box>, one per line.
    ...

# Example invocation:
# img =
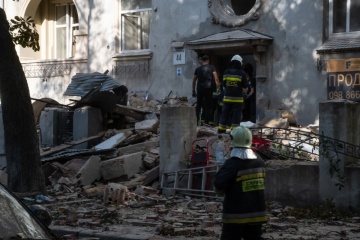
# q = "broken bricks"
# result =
<box><xmin>103</xmin><ymin>182</ymin><xmax>130</xmax><ymax>206</ymax></box>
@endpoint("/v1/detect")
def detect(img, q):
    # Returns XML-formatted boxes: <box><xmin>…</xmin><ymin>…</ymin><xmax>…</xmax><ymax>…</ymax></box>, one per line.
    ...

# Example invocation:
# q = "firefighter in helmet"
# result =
<box><xmin>214</xmin><ymin>126</ymin><xmax>267</xmax><ymax>240</ymax></box>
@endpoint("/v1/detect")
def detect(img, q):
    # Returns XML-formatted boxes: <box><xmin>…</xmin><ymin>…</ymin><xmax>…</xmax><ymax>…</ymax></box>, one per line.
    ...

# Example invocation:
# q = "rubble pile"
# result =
<box><xmin>43</xmin><ymin>193</ymin><xmax>222</xmax><ymax>238</ymax></box>
<box><xmin>26</xmin><ymin>93</ymin><xmax>224</xmax><ymax>238</ymax></box>
<box><xmin>21</xmin><ymin>87</ymin><xmax>357</xmax><ymax>239</ymax></box>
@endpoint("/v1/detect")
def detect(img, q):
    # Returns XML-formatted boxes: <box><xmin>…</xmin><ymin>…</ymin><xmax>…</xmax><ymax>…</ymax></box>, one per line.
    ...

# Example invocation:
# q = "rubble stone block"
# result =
<box><xmin>146</xmin><ymin>214</ymin><xmax>159</xmax><ymax>220</ymax></box>
<box><xmin>73</xmin><ymin>106</ymin><xmax>103</xmax><ymax>149</ymax></box>
<box><xmin>134</xmin><ymin>185</ymin><xmax>158</xmax><ymax>196</ymax></box>
<box><xmin>94</xmin><ymin>132</ymin><xmax>129</xmax><ymax>150</ymax></box>
<box><xmin>57</xmin><ymin>177</ymin><xmax>74</xmax><ymax>186</ymax></box>
<box><xmin>160</xmin><ymin>106</ymin><xmax>196</xmax><ymax>176</ymax></box>
<box><xmin>101</xmin><ymin>152</ymin><xmax>143</xmax><ymax>180</ymax></box>
<box><xmin>117</xmin><ymin>140</ymin><xmax>159</xmax><ymax>156</ymax></box>
<box><xmin>76</xmin><ymin>156</ymin><xmax>101</xmax><ymax>186</ymax></box>
<box><xmin>201</xmin><ymin>220</ymin><xmax>215</xmax><ymax>228</ymax></box>
<box><xmin>204</xmin><ymin>202</ymin><xmax>221</xmax><ymax>213</ymax></box>
<box><xmin>103</xmin><ymin>182</ymin><xmax>128</xmax><ymax>206</ymax></box>
<box><xmin>135</xmin><ymin>119</ymin><xmax>160</xmax><ymax>133</ymax></box>
<box><xmin>143</xmin><ymin>154</ymin><xmax>158</xmax><ymax>169</ymax></box>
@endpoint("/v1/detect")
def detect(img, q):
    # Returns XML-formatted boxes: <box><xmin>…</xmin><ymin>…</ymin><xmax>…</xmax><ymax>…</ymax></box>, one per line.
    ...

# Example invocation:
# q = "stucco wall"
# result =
<box><xmin>149</xmin><ymin>0</ymin><xmax>326</xmax><ymax>126</ymax></box>
<box><xmin>5</xmin><ymin>0</ymin><xmax>327</xmax><ymax>125</ymax></box>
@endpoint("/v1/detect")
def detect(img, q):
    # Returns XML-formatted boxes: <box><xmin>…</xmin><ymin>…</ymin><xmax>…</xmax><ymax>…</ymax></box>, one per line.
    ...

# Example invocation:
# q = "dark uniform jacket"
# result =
<box><xmin>214</xmin><ymin>154</ymin><xmax>267</xmax><ymax>224</ymax></box>
<box><xmin>222</xmin><ymin>68</ymin><xmax>248</xmax><ymax>103</ymax></box>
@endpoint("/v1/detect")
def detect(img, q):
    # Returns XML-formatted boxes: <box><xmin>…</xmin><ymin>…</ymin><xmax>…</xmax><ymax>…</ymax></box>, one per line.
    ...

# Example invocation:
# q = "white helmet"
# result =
<box><xmin>231</xmin><ymin>55</ymin><xmax>243</xmax><ymax>64</ymax></box>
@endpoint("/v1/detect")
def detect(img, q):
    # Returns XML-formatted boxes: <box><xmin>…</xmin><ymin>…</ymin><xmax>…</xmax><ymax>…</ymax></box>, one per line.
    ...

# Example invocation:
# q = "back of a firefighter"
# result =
<box><xmin>214</xmin><ymin>126</ymin><xmax>267</xmax><ymax>240</ymax></box>
<box><xmin>218</xmin><ymin>54</ymin><xmax>248</xmax><ymax>133</ymax></box>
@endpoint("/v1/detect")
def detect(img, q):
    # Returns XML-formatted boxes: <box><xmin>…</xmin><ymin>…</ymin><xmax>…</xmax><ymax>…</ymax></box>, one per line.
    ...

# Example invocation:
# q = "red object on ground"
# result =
<box><xmin>191</xmin><ymin>138</ymin><xmax>210</xmax><ymax>168</ymax></box>
<box><xmin>252</xmin><ymin>135</ymin><xmax>271</xmax><ymax>152</ymax></box>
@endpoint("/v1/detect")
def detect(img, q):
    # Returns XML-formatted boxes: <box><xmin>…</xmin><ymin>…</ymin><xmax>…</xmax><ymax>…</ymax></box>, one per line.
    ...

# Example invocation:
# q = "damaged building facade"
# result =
<box><xmin>2</xmin><ymin>0</ymin><xmax>360</xmax><ymax>126</ymax></box>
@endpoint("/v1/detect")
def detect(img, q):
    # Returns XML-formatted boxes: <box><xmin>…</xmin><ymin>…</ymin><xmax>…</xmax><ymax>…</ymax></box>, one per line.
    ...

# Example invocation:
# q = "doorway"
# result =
<box><xmin>210</xmin><ymin>53</ymin><xmax>256</xmax><ymax>123</ymax></box>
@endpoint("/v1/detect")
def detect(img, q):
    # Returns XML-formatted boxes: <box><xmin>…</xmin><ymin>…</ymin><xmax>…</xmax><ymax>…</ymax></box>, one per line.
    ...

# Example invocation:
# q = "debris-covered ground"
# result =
<box><xmin>12</xmin><ymin>93</ymin><xmax>358</xmax><ymax>239</ymax></box>
<box><xmin>23</xmin><ymin>190</ymin><xmax>360</xmax><ymax>240</ymax></box>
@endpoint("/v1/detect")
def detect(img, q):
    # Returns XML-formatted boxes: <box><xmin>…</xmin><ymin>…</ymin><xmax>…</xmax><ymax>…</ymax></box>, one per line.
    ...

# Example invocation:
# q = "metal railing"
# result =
<box><xmin>250</xmin><ymin>127</ymin><xmax>360</xmax><ymax>161</ymax></box>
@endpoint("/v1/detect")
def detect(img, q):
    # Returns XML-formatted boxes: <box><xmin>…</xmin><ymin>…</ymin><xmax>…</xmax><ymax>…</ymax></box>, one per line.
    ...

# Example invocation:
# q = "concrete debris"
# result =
<box><xmin>133</xmin><ymin>185</ymin><xmax>158</xmax><ymax>196</ymax></box>
<box><xmin>259</xmin><ymin>117</ymin><xmax>290</xmax><ymax>128</ymax></box>
<box><xmin>76</xmin><ymin>156</ymin><xmax>101</xmax><ymax>185</ymax></box>
<box><xmin>135</xmin><ymin>118</ymin><xmax>159</xmax><ymax>133</ymax></box>
<box><xmin>103</xmin><ymin>183</ymin><xmax>130</xmax><ymax>206</ymax></box>
<box><xmin>10</xmin><ymin>91</ymin><xmax>336</xmax><ymax>239</ymax></box>
<box><xmin>101</xmin><ymin>152</ymin><xmax>144</xmax><ymax>180</ymax></box>
<box><xmin>37</xmin><ymin>191</ymin><xmax>360</xmax><ymax>240</ymax></box>
<box><xmin>94</xmin><ymin>132</ymin><xmax>131</xmax><ymax>150</ymax></box>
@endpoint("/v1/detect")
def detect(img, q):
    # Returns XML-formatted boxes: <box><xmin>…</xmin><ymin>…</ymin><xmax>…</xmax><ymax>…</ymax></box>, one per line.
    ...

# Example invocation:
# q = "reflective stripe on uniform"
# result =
<box><xmin>237</xmin><ymin>168</ymin><xmax>265</xmax><ymax>177</ymax></box>
<box><xmin>218</xmin><ymin>125</ymin><xmax>227</xmax><ymax>131</ymax></box>
<box><xmin>222</xmin><ymin>215</ymin><xmax>268</xmax><ymax>224</ymax></box>
<box><xmin>223</xmin><ymin>75</ymin><xmax>242</xmax><ymax>82</ymax></box>
<box><xmin>236</xmin><ymin>172</ymin><xmax>266</xmax><ymax>182</ymax></box>
<box><xmin>235</xmin><ymin>168</ymin><xmax>266</xmax><ymax>192</ymax></box>
<box><xmin>223</xmin><ymin>212</ymin><xmax>267</xmax><ymax>224</ymax></box>
<box><xmin>223</xmin><ymin>96</ymin><xmax>244</xmax><ymax>103</ymax></box>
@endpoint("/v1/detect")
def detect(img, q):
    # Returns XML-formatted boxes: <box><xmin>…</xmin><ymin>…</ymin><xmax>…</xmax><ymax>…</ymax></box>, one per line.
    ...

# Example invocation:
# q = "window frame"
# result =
<box><xmin>329</xmin><ymin>0</ymin><xmax>360</xmax><ymax>35</ymax></box>
<box><xmin>120</xmin><ymin>7</ymin><xmax>152</xmax><ymax>52</ymax></box>
<box><xmin>54</xmin><ymin>3</ymin><xmax>79</xmax><ymax>59</ymax></box>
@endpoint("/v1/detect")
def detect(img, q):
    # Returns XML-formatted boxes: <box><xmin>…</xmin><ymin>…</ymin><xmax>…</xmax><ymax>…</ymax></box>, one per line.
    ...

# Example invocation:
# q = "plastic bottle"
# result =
<box><xmin>215</xmin><ymin>135</ymin><xmax>225</xmax><ymax>163</ymax></box>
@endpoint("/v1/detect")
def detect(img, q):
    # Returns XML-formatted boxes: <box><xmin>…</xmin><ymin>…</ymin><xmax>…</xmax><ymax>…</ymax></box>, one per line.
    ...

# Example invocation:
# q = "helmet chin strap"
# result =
<box><xmin>230</xmin><ymin>148</ymin><xmax>257</xmax><ymax>159</ymax></box>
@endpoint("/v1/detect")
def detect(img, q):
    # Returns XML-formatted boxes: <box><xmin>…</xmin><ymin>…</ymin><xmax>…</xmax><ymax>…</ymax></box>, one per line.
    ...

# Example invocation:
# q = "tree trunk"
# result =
<box><xmin>0</xmin><ymin>8</ymin><xmax>45</xmax><ymax>193</ymax></box>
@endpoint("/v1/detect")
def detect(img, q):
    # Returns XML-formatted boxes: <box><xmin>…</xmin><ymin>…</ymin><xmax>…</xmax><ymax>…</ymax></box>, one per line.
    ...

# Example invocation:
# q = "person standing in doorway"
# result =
<box><xmin>243</xmin><ymin>63</ymin><xmax>256</xmax><ymax>123</ymax></box>
<box><xmin>218</xmin><ymin>55</ymin><xmax>248</xmax><ymax>133</ymax></box>
<box><xmin>214</xmin><ymin>126</ymin><xmax>267</xmax><ymax>240</ymax></box>
<box><xmin>192</xmin><ymin>55</ymin><xmax>220</xmax><ymax>125</ymax></box>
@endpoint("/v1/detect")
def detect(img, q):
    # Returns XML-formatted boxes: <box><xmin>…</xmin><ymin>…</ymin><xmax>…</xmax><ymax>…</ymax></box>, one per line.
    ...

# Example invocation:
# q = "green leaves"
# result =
<box><xmin>9</xmin><ymin>15</ymin><xmax>40</xmax><ymax>51</ymax></box>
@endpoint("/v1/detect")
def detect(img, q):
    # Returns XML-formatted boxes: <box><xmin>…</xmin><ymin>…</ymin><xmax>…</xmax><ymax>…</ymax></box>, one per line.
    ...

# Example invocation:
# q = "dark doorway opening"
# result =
<box><xmin>205</xmin><ymin>52</ymin><xmax>257</xmax><ymax>124</ymax></box>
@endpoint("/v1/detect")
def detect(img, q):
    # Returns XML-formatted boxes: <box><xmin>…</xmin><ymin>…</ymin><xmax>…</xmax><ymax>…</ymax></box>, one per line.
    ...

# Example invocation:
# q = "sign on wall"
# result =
<box><xmin>327</xmin><ymin>58</ymin><xmax>360</xmax><ymax>102</ymax></box>
<box><xmin>173</xmin><ymin>49</ymin><xmax>185</xmax><ymax>65</ymax></box>
<box><xmin>177</xmin><ymin>67</ymin><xmax>182</xmax><ymax>78</ymax></box>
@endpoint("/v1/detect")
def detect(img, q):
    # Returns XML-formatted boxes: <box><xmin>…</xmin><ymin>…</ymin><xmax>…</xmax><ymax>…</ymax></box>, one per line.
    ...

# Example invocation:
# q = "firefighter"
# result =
<box><xmin>214</xmin><ymin>126</ymin><xmax>267</xmax><ymax>240</ymax></box>
<box><xmin>218</xmin><ymin>55</ymin><xmax>248</xmax><ymax>133</ymax></box>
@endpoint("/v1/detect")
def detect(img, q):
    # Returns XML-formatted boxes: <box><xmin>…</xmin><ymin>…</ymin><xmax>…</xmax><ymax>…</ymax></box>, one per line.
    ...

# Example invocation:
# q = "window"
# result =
<box><xmin>120</xmin><ymin>0</ymin><xmax>151</xmax><ymax>51</ymax></box>
<box><xmin>55</xmin><ymin>3</ymin><xmax>79</xmax><ymax>58</ymax></box>
<box><xmin>231</xmin><ymin>0</ymin><xmax>256</xmax><ymax>15</ymax></box>
<box><xmin>330</xmin><ymin>0</ymin><xmax>360</xmax><ymax>34</ymax></box>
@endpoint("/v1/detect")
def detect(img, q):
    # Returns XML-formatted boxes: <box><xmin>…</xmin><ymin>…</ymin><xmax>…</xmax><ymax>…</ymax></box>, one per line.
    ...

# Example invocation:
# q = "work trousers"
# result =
<box><xmin>218</xmin><ymin>102</ymin><xmax>243</xmax><ymax>131</ymax></box>
<box><xmin>196</xmin><ymin>88</ymin><xmax>213</xmax><ymax>125</ymax></box>
<box><xmin>220</xmin><ymin>223</ymin><xmax>264</xmax><ymax>240</ymax></box>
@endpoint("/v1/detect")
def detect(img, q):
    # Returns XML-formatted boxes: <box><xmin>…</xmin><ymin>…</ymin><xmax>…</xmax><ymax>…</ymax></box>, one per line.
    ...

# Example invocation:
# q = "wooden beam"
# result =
<box><xmin>40</xmin><ymin>131</ymin><xmax>106</xmax><ymax>157</ymax></box>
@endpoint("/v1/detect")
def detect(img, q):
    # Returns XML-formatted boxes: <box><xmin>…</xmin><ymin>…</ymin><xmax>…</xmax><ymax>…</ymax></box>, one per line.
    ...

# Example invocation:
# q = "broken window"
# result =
<box><xmin>55</xmin><ymin>3</ymin><xmax>79</xmax><ymax>58</ymax></box>
<box><xmin>331</xmin><ymin>0</ymin><xmax>360</xmax><ymax>33</ymax></box>
<box><xmin>120</xmin><ymin>0</ymin><xmax>151</xmax><ymax>51</ymax></box>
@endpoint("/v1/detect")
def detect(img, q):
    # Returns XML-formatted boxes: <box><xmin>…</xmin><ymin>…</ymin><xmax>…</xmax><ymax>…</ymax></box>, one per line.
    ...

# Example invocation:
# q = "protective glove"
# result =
<box><xmin>192</xmin><ymin>90</ymin><xmax>197</xmax><ymax>97</ymax></box>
